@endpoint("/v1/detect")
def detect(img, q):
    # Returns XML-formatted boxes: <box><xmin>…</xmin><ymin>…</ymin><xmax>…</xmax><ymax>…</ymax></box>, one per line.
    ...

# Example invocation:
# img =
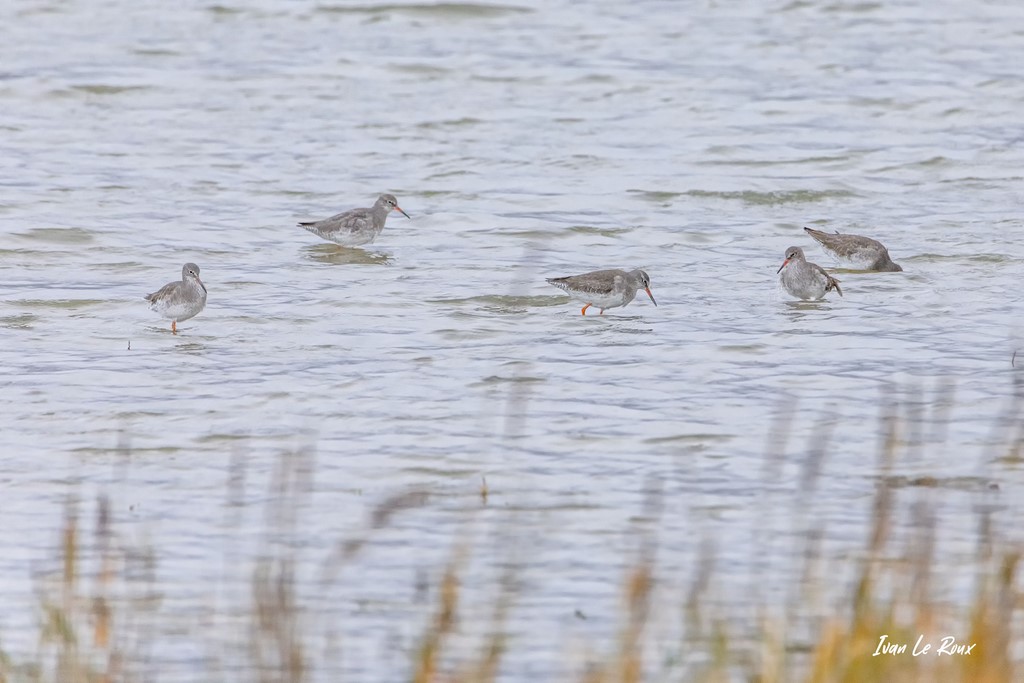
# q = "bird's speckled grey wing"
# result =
<box><xmin>299</xmin><ymin>207</ymin><xmax>373</xmax><ymax>236</ymax></box>
<box><xmin>546</xmin><ymin>269</ymin><xmax>625</xmax><ymax>295</ymax></box>
<box><xmin>144</xmin><ymin>281</ymin><xmax>179</xmax><ymax>303</ymax></box>
<box><xmin>805</xmin><ymin>228</ymin><xmax>881</xmax><ymax>256</ymax></box>
<box><xmin>805</xmin><ymin>227</ymin><xmax>895</xmax><ymax>271</ymax></box>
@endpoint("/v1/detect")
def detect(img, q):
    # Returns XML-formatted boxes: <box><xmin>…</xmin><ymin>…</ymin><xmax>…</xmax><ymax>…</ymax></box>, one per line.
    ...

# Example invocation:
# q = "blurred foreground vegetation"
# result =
<box><xmin>1</xmin><ymin>389</ymin><xmax>1021</xmax><ymax>683</ymax></box>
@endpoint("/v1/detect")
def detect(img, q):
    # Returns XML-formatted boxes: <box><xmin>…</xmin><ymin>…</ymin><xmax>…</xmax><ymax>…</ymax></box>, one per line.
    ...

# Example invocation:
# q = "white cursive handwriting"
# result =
<box><xmin>873</xmin><ymin>634</ymin><xmax>975</xmax><ymax>657</ymax></box>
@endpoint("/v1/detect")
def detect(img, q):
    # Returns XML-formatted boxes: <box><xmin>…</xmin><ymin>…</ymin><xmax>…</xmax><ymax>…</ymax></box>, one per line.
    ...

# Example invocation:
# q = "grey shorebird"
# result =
<box><xmin>145</xmin><ymin>263</ymin><xmax>207</xmax><ymax>333</ymax></box>
<box><xmin>804</xmin><ymin>226</ymin><xmax>902</xmax><ymax>272</ymax></box>
<box><xmin>546</xmin><ymin>268</ymin><xmax>657</xmax><ymax>315</ymax></box>
<box><xmin>777</xmin><ymin>247</ymin><xmax>842</xmax><ymax>301</ymax></box>
<box><xmin>297</xmin><ymin>193</ymin><xmax>410</xmax><ymax>247</ymax></box>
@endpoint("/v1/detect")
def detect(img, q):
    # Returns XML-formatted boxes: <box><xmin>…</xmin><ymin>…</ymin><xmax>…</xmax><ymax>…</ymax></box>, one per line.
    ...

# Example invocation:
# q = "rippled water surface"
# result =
<box><xmin>2</xmin><ymin>0</ymin><xmax>1024</xmax><ymax>678</ymax></box>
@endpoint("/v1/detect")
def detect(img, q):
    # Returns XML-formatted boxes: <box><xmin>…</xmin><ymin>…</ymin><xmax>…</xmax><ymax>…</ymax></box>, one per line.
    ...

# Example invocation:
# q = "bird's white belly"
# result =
<box><xmin>823</xmin><ymin>246</ymin><xmax>877</xmax><ymax>270</ymax></box>
<box><xmin>327</xmin><ymin>229</ymin><xmax>375</xmax><ymax>247</ymax></box>
<box><xmin>567</xmin><ymin>289</ymin><xmax>630</xmax><ymax>309</ymax></box>
<box><xmin>152</xmin><ymin>298</ymin><xmax>205</xmax><ymax>321</ymax></box>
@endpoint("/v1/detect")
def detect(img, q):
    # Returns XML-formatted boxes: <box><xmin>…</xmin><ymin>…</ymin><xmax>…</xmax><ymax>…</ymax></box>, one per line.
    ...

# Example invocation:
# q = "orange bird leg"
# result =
<box><xmin>171</xmin><ymin>320</ymin><xmax>177</xmax><ymax>334</ymax></box>
<box><xmin>599</xmin><ymin>309</ymin><xmax>605</xmax><ymax>315</ymax></box>
<box><xmin>581</xmin><ymin>303</ymin><xmax>591</xmax><ymax>316</ymax></box>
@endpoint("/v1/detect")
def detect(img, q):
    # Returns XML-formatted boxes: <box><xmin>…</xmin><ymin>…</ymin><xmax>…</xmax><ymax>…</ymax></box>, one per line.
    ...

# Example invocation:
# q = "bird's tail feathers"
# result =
<box><xmin>829</xmin><ymin>276</ymin><xmax>843</xmax><ymax>297</ymax></box>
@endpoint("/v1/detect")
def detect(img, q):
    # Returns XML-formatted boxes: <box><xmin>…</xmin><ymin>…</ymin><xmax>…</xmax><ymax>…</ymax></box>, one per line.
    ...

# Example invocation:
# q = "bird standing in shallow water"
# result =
<box><xmin>777</xmin><ymin>247</ymin><xmax>842</xmax><ymax>301</ymax></box>
<box><xmin>804</xmin><ymin>226</ymin><xmax>902</xmax><ymax>272</ymax></box>
<box><xmin>297</xmin><ymin>193</ymin><xmax>410</xmax><ymax>247</ymax></box>
<box><xmin>145</xmin><ymin>263</ymin><xmax>207</xmax><ymax>333</ymax></box>
<box><xmin>546</xmin><ymin>268</ymin><xmax>657</xmax><ymax>315</ymax></box>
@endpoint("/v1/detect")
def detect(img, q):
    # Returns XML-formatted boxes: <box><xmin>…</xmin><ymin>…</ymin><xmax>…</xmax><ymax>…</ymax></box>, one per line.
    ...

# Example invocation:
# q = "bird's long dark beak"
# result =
<box><xmin>394</xmin><ymin>206</ymin><xmax>411</xmax><ymax>219</ymax></box>
<box><xmin>196</xmin><ymin>276</ymin><xmax>207</xmax><ymax>293</ymax></box>
<box><xmin>776</xmin><ymin>258</ymin><xmax>790</xmax><ymax>274</ymax></box>
<box><xmin>645</xmin><ymin>287</ymin><xmax>657</xmax><ymax>306</ymax></box>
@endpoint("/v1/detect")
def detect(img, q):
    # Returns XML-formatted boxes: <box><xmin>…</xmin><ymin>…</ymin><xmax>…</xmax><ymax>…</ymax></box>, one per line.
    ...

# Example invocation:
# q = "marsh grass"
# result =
<box><xmin>1</xmin><ymin>388</ymin><xmax>1021</xmax><ymax>682</ymax></box>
